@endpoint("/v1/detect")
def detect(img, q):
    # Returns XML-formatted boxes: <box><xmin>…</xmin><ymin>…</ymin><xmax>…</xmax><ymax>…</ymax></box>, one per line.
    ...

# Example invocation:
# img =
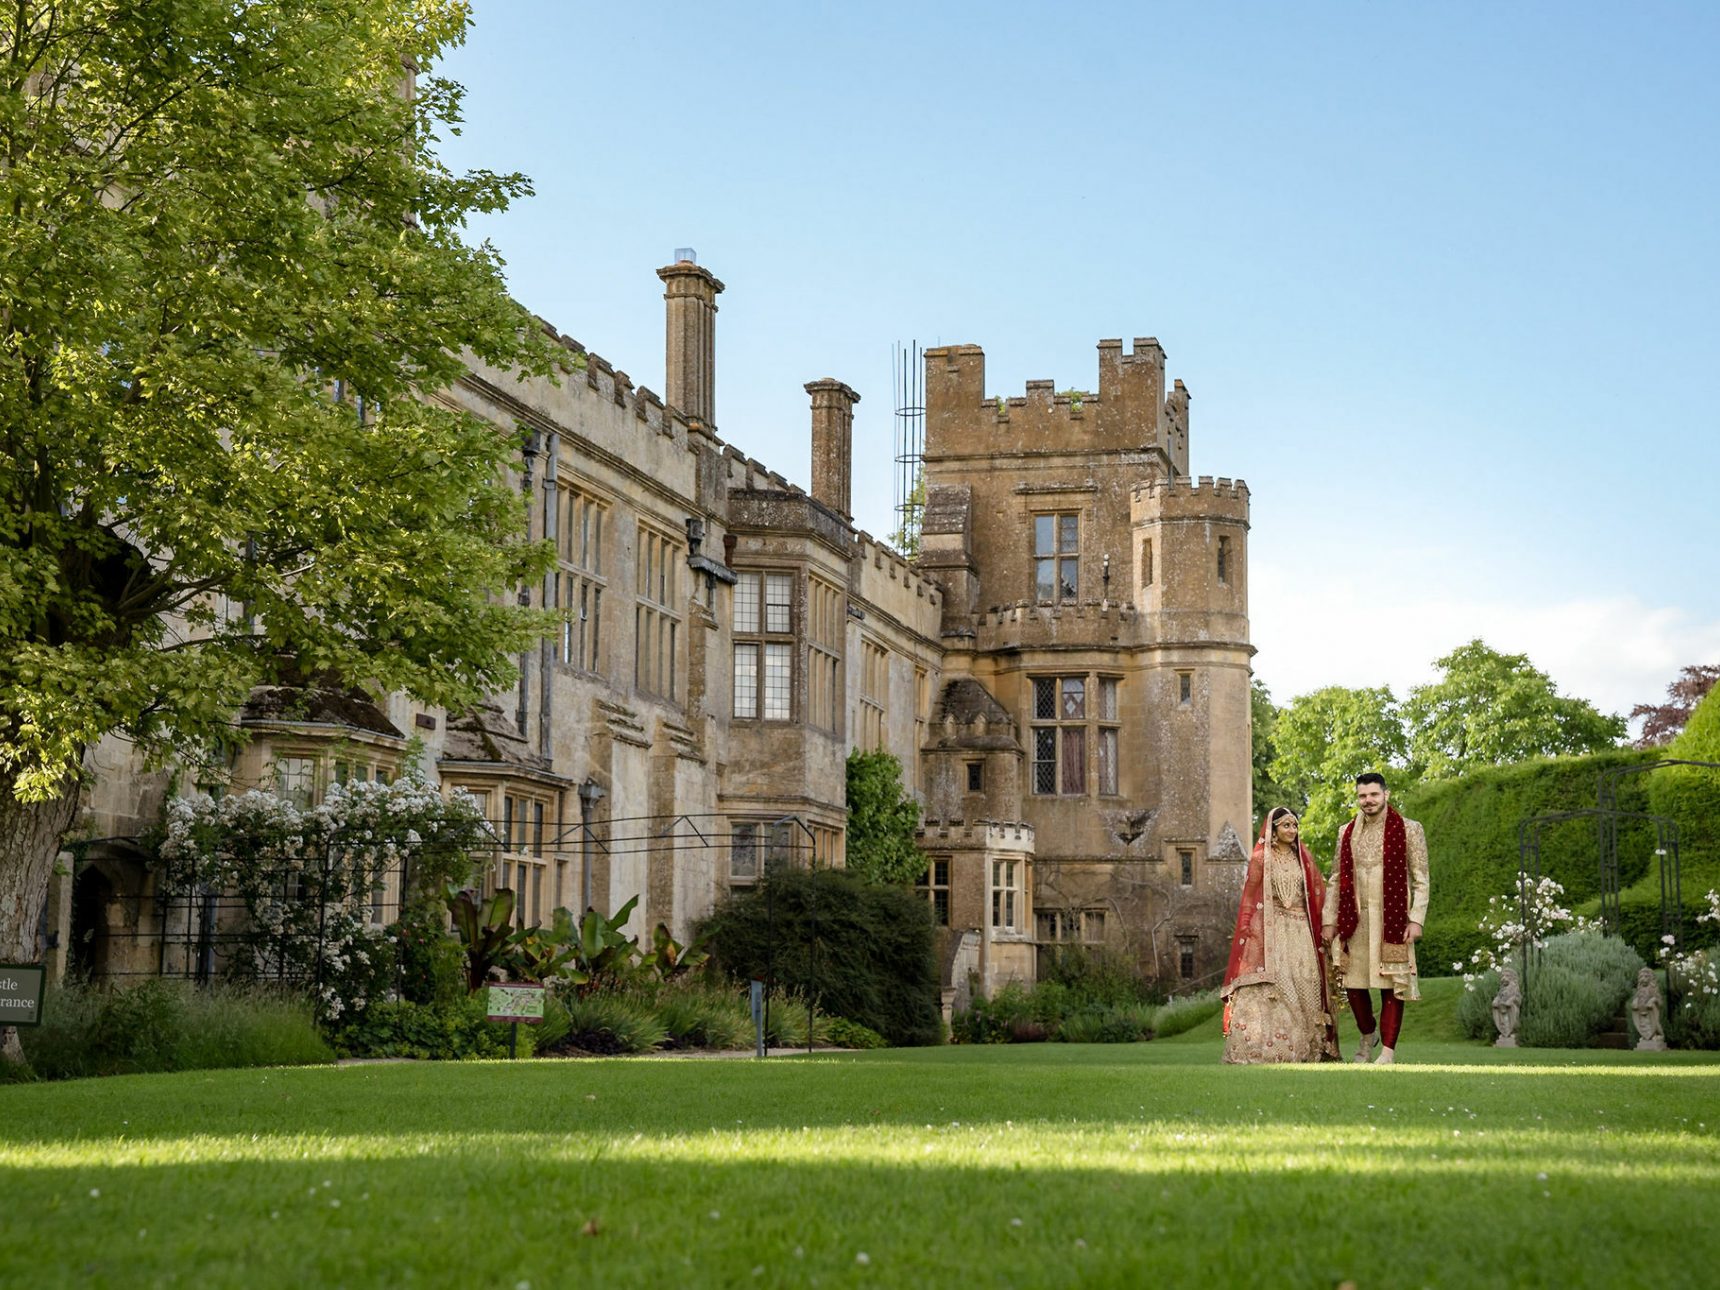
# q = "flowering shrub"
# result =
<box><xmin>1659</xmin><ymin>890</ymin><xmax>1720</xmax><ymax>1047</ymax></box>
<box><xmin>1455</xmin><ymin>875</ymin><xmax>1601</xmax><ymax>991</ymax></box>
<box><xmin>157</xmin><ymin>774</ymin><xmax>485</xmax><ymax>1020</ymax></box>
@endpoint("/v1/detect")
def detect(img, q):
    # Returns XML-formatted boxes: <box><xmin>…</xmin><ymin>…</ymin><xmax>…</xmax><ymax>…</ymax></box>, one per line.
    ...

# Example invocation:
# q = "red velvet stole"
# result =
<box><xmin>1336</xmin><ymin>806</ymin><xmax>1408</xmax><ymax>944</ymax></box>
<box><xmin>1221</xmin><ymin>815</ymin><xmax>1336</xmax><ymax>1053</ymax></box>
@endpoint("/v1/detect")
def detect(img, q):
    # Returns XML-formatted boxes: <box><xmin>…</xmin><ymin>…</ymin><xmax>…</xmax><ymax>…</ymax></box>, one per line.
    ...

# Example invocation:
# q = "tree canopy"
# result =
<box><xmin>1404</xmin><ymin>640</ymin><xmax>1624</xmax><ymax>779</ymax></box>
<box><xmin>843</xmin><ymin>750</ymin><xmax>924</xmax><ymax>885</ymax></box>
<box><xmin>1631</xmin><ymin>664</ymin><xmax>1720</xmax><ymax>748</ymax></box>
<box><xmin>0</xmin><ymin>2</ymin><xmax>561</xmax><ymax>1028</ymax></box>
<box><xmin>1267</xmin><ymin>684</ymin><xmax>1408</xmax><ymax>856</ymax></box>
<box><xmin>1</xmin><ymin>1</ymin><xmax>559</xmax><ymax>804</ymax></box>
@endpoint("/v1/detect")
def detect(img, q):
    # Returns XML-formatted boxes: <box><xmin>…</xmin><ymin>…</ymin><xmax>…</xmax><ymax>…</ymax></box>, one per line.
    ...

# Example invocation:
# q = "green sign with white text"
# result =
<box><xmin>0</xmin><ymin>964</ymin><xmax>46</xmax><ymax>1028</ymax></box>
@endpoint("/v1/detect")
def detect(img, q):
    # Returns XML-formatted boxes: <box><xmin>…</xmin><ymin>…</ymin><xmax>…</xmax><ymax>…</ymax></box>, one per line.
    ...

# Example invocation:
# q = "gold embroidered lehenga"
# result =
<box><xmin>1221</xmin><ymin>808</ymin><xmax>1339</xmax><ymax>1064</ymax></box>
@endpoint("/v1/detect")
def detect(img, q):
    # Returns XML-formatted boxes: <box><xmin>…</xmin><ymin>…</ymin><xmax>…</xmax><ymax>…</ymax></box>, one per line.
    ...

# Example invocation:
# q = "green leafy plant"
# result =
<box><xmin>641</xmin><ymin>921</ymin><xmax>710</xmax><ymax>982</ymax></box>
<box><xmin>446</xmin><ymin>886</ymin><xmax>519</xmax><ymax>993</ymax></box>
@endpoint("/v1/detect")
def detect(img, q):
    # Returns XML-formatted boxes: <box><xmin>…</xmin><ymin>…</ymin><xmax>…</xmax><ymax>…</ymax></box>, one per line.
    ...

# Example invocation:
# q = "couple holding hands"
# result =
<box><xmin>1220</xmin><ymin>773</ymin><xmax>1431</xmax><ymax>1065</ymax></box>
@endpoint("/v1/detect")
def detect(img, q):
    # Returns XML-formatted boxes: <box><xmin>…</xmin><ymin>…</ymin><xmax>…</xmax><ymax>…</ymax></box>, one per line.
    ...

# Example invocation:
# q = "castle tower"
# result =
<box><xmin>657</xmin><ymin>254</ymin><xmax>723</xmax><ymax>426</ymax></box>
<box><xmin>1131</xmin><ymin>473</ymin><xmax>1253</xmax><ymax>865</ymax></box>
<box><xmin>805</xmin><ymin>379</ymin><xmax>858</xmax><ymax>520</ymax></box>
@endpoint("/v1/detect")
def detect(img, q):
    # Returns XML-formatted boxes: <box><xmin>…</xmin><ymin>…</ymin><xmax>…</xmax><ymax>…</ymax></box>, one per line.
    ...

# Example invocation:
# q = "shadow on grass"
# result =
<box><xmin>3</xmin><ymin>1130</ymin><xmax>1716</xmax><ymax>1289</ymax></box>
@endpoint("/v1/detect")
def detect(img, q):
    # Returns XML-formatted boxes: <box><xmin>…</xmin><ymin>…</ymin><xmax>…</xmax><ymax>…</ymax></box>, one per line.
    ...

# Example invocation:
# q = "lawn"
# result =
<box><xmin>3</xmin><ymin>996</ymin><xmax>1717</xmax><ymax>1289</ymax></box>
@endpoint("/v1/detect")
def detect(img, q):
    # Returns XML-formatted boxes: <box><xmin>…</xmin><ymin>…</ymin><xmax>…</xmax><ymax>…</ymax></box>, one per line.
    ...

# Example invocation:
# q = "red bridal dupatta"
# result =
<box><xmin>1221</xmin><ymin>808</ymin><xmax>1339</xmax><ymax>1054</ymax></box>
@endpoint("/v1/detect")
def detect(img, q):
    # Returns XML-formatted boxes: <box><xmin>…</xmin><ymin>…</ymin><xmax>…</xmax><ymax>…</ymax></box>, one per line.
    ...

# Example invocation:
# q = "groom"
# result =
<box><xmin>1323</xmin><ymin>772</ymin><xmax>1430</xmax><ymax>1064</ymax></box>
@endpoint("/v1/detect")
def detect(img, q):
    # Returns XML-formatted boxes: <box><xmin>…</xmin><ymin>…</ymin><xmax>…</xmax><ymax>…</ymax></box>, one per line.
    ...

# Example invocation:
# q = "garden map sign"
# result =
<box><xmin>486</xmin><ymin>984</ymin><xmax>545</xmax><ymax>1025</ymax></box>
<box><xmin>0</xmin><ymin>964</ymin><xmax>46</xmax><ymax>1027</ymax></box>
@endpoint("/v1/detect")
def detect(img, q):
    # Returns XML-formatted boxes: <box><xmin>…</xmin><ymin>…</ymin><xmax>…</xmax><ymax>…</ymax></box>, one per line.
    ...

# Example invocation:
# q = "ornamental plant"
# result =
<box><xmin>156</xmin><ymin>774</ymin><xmax>484</xmax><ymax>1020</ymax></box>
<box><xmin>1455</xmin><ymin>875</ymin><xmax>1602</xmax><ymax>991</ymax></box>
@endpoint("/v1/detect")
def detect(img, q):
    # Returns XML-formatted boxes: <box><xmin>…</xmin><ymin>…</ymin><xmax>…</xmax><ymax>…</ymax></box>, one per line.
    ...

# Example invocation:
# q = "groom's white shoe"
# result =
<box><xmin>1373</xmin><ymin>1047</ymin><xmax>1396</xmax><ymax>1065</ymax></box>
<box><xmin>1352</xmin><ymin>1032</ymin><xmax>1377</xmax><ymax>1064</ymax></box>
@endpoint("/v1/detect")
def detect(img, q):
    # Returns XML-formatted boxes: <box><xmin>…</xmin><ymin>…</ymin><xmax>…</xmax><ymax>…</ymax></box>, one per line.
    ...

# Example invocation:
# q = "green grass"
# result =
<box><xmin>4</xmin><ymin>1016</ymin><xmax>1718</xmax><ymax>1289</ymax></box>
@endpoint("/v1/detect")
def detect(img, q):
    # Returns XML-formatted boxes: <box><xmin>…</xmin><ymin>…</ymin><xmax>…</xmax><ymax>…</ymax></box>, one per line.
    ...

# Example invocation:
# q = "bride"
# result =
<box><xmin>1221</xmin><ymin>806</ymin><xmax>1339</xmax><ymax>1063</ymax></box>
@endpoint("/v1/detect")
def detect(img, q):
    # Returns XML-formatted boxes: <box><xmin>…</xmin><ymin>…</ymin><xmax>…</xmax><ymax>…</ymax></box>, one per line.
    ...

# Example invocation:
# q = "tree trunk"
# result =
<box><xmin>0</xmin><ymin>779</ymin><xmax>80</xmax><ymax>1065</ymax></box>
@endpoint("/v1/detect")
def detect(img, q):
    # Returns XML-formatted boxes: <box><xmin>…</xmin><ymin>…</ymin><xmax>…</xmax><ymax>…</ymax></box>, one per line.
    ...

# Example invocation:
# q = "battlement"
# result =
<box><xmin>976</xmin><ymin>600</ymin><xmax>1141</xmax><ymax>629</ymax></box>
<box><xmin>1131</xmin><ymin>474</ymin><xmax>1250</xmax><ymax>522</ymax></box>
<box><xmin>529</xmin><ymin>319</ymin><xmax>706</xmax><ymax>445</ymax></box>
<box><xmin>917</xmin><ymin>818</ymin><xmax>1036</xmax><ymax>849</ymax></box>
<box><xmin>924</xmin><ymin>338</ymin><xmax>1182</xmax><ymax>460</ymax></box>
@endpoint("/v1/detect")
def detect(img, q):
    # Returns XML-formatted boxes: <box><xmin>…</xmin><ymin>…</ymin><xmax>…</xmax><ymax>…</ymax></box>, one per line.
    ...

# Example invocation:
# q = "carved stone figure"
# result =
<box><xmin>1631</xmin><ymin>967</ymin><xmax>1667</xmax><ymax>1052</ymax></box>
<box><xmin>1491</xmin><ymin>965</ymin><xmax>1521</xmax><ymax>1048</ymax></box>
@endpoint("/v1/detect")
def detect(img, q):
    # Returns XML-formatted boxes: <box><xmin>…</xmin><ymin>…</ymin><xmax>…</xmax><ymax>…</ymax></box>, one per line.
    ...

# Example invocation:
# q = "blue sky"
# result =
<box><xmin>435</xmin><ymin>1</ymin><xmax>1719</xmax><ymax>721</ymax></box>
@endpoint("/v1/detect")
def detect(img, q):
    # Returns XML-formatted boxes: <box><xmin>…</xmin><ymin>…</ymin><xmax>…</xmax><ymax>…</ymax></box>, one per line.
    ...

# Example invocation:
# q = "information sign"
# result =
<box><xmin>0</xmin><ymin>964</ymin><xmax>46</xmax><ymax>1028</ymax></box>
<box><xmin>486</xmin><ymin>983</ymin><xmax>546</xmax><ymax>1025</ymax></box>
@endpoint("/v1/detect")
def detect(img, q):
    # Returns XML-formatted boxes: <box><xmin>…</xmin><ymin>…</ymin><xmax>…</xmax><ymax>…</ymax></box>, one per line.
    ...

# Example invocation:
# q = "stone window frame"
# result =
<box><xmin>732</xmin><ymin>568</ymin><xmax>798</xmax><ymax>722</ymax></box>
<box><xmin>634</xmin><ymin>521</ymin><xmax>682</xmax><ymax>702</ymax></box>
<box><xmin>1031</xmin><ymin>673</ymin><xmax>1118</xmax><ymax>797</ymax></box>
<box><xmin>453</xmin><ymin>783</ymin><xmax>558</xmax><ymax>931</ymax></box>
<box><xmin>1032</xmin><ymin>510</ymin><xmax>1081</xmax><ymax>605</ymax></box>
<box><xmin>917</xmin><ymin>855</ymin><xmax>951</xmax><ymax>926</ymax></box>
<box><xmin>1176</xmin><ymin>670</ymin><xmax>1194</xmax><ymax>707</ymax></box>
<box><xmin>1216</xmin><ymin>535</ymin><xmax>1231</xmax><ymax>586</ymax></box>
<box><xmin>806</xmin><ymin>575</ymin><xmax>845</xmax><ymax>734</ymax></box>
<box><xmin>991</xmin><ymin>858</ymin><xmax>1024</xmax><ymax>933</ymax></box>
<box><xmin>556</xmin><ymin>481</ymin><xmax>608</xmax><ymax>675</ymax></box>
<box><xmin>1034</xmin><ymin>907</ymin><xmax>1106</xmax><ymax>946</ymax></box>
<box><xmin>728</xmin><ymin>818</ymin><xmax>803</xmax><ymax>894</ymax></box>
<box><xmin>1177</xmin><ymin>936</ymin><xmax>1198</xmax><ymax>981</ymax></box>
<box><xmin>858</xmin><ymin>636</ymin><xmax>888</xmax><ymax>751</ymax></box>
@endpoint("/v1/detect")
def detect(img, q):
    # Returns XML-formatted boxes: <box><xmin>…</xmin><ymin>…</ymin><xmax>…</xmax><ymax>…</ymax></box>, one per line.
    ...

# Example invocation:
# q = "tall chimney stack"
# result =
<box><xmin>805</xmin><ymin>379</ymin><xmax>859</xmax><ymax>521</ymax></box>
<box><xmin>657</xmin><ymin>251</ymin><xmax>724</xmax><ymax>427</ymax></box>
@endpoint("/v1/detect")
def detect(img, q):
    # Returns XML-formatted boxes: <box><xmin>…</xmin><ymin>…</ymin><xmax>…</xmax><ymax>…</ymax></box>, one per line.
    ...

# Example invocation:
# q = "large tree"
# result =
<box><xmin>1630</xmin><ymin>664</ymin><xmax>1720</xmax><ymax>748</ymax></box>
<box><xmin>1404</xmin><ymin>640</ymin><xmax>1624</xmax><ymax>779</ymax></box>
<box><xmin>1</xmin><ymin>1</ymin><xmax>558</xmax><ymax>1057</ymax></box>
<box><xmin>1249</xmin><ymin>677</ymin><xmax>1283</xmax><ymax>827</ymax></box>
<box><xmin>1269</xmin><ymin>685</ymin><xmax>1409</xmax><ymax>858</ymax></box>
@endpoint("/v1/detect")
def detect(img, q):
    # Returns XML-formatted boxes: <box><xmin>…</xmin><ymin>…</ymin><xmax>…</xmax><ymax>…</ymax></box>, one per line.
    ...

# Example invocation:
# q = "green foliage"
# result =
<box><xmin>1269</xmin><ymin>685</ymin><xmax>1410</xmax><ymax>855</ymax></box>
<box><xmin>1648</xmin><ymin>687</ymin><xmax>1720</xmax><ymax>859</ymax></box>
<box><xmin>0</xmin><ymin>0</ymin><xmax>562</xmax><ymax>982</ymax></box>
<box><xmin>950</xmin><ymin>976</ymin><xmax>1161</xmax><ymax>1045</ymax></box>
<box><xmin>1150</xmin><ymin>992</ymin><xmax>1224</xmax><ymax>1039</ymax></box>
<box><xmin>699</xmin><ymin>867</ymin><xmax>942</xmax><ymax>1046</ymax></box>
<box><xmin>640</xmin><ymin>921</ymin><xmax>710</xmax><ymax>983</ymax></box>
<box><xmin>542</xmin><ymin>993</ymin><xmax>669</xmax><ymax>1056</ymax></box>
<box><xmin>446</xmin><ymin>886</ymin><xmax>520</xmax><ymax>992</ymax></box>
<box><xmin>1038</xmin><ymin>944</ymin><xmax>1161</xmax><ymax>1008</ymax></box>
<box><xmin>331</xmin><ymin>993</ymin><xmax>532</xmax><ymax>1061</ymax></box>
<box><xmin>1406</xmin><ymin>640</ymin><xmax>1626</xmax><ymax>780</ymax></box>
<box><xmin>1392</xmin><ymin>746</ymin><xmax>1701</xmax><ymax>970</ymax></box>
<box><xmin>19</xmin><ymin>980</ymin><xmax>331</xmax><ymax>1080</ymax></box>
<box><xmin>1667</xmin><ymin>952</ymin><xmax>1720</xmax><ymax>1050</ymax></box>
<box><xmin>1251</xmin><ymin>678</ymin><xmax>1285</xmax><ymax>822</ymax></box>
<box><xmin>566</xmin><ymin>897</ymin><xmax>643</xmax><ymax>996</ymax></box>
<box><xmin>652</xmin><ymin>984</ymin><xmax>753</xmax><ymax>1051</ymax></box>
<box><xmin>824</xmin><ymin>1017</ymin><xmax>889</xmax><ymax>1049</ymax></box>
<box><xmin>1457</xmin><ymin>933</ymin><xmax>1642</xmax><ymax>1048</ymax></box>
<box><xmin>844</xmin><ymin>750</ymin><xmax>925</xmax><ymax>885</ymax></box>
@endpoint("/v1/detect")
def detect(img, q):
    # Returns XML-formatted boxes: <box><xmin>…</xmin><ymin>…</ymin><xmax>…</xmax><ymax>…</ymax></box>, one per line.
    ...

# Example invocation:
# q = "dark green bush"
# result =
<box><xmin>331</xmin><ymin>993</ymin><xmax>530</xmax><ymax>1060</ymax></box>
<box><xmin>1666</xmin><ymin>952</ymin><xmax>1720</xmax><ymax>1050</ymax></box>
<box><xmin>653</xmin><ymin>984</ymin><xmax>752</xmax><ymax>1050</ymax></box>
<box><xmin>697</xmin><ymin>867</ymin><xmax>942</xmax><ymax>1046</ymax></box>
<box><xmin>19</xmin><ymin>980</ymin><xmax>332</xmax><ymax>1080</ymax></box>
<box><xmin>824</xmin><ymin>1017</ymin><xmax>888</xmax><ymax>1049</ymax></box>
<box><xmin>952</xmin><ymin>981</ymin><xmax>1156</xmax><ymax>1044</ymax></box>
<box><xmin>1039</xmin><ymin>944</ymin><xmax>1162</xmax><ymax>1008</ymax></box>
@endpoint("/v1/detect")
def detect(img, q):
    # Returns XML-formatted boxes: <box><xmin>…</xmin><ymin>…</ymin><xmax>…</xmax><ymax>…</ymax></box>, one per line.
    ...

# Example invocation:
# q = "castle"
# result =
<box><xmin>50</xmin><ymin>258</ymin><xmax>1253</xmax><ymax>1003</ymax></box>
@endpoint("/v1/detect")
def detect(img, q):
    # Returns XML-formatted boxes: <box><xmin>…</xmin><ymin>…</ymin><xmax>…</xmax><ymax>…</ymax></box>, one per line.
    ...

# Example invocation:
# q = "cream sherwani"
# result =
<box><xmin>1322</xmin><ymin>811</ymin><xmax>1430</xmax><ymax>1000</ymax></box>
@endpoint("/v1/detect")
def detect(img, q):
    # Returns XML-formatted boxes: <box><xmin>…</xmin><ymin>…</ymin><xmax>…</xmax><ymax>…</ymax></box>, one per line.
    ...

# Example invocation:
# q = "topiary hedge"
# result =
<box><xmin>1393</xmin><ymin>746</ymin><xmax>1720</xmax><ymax>970</ymax></box>
<box><xmin>697</xmin><ymin>867</ymin><xmax>942</xmax><ymax>1047</ymax></box>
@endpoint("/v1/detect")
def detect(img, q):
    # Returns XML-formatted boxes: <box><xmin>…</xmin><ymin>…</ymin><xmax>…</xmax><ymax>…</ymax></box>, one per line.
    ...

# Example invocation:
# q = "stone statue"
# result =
<box><xmin>1491</xmin><ymin>965</ymin><xmax>1521</xmax><ymax>1048</ymax></box>
<box><xmin>1631</xmin><ymin>967</ymin><xmax>1667</xmax><ymax>1052</ymax></box>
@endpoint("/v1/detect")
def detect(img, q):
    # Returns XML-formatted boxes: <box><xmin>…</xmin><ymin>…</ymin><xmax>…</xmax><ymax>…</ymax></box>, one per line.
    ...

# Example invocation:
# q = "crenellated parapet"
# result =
<box><xmin>917</xmin><ymin>818</ymin><xmax>1036</xmax><ymax>851</ymax></box>
<box><xmin>1131</xmin><ymin>475</ymin><xmax>1250</xmax><ymax>523</ymax></box>
<box><xmin>924</xmin><ymin>338</ymin><xmax>1185</xmax><ymax>462</ymax></box>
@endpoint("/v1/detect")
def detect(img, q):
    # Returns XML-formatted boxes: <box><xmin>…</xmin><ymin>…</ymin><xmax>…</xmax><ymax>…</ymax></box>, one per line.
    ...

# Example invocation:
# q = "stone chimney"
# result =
<box><xmin>805</xmin><ymin>379</ymin><xmax>859</xmax><ymax>520</ymax></box>
<box><xmin>657</xmin><ymin>252</ymin><xmax>724</xmax><ymax>426</ymax></box>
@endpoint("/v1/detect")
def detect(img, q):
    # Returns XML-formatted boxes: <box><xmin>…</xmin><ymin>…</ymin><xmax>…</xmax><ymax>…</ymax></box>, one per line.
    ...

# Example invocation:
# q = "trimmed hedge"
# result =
<box><xmin>1394</xmin><ymin>746</ymin><xmax>1720</xmax><ymax>971</ymax></box>
<box><xmin>697</xmin><ymin>867</ymin><xmax>942</xmax><ymax>1047</ymax></box>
